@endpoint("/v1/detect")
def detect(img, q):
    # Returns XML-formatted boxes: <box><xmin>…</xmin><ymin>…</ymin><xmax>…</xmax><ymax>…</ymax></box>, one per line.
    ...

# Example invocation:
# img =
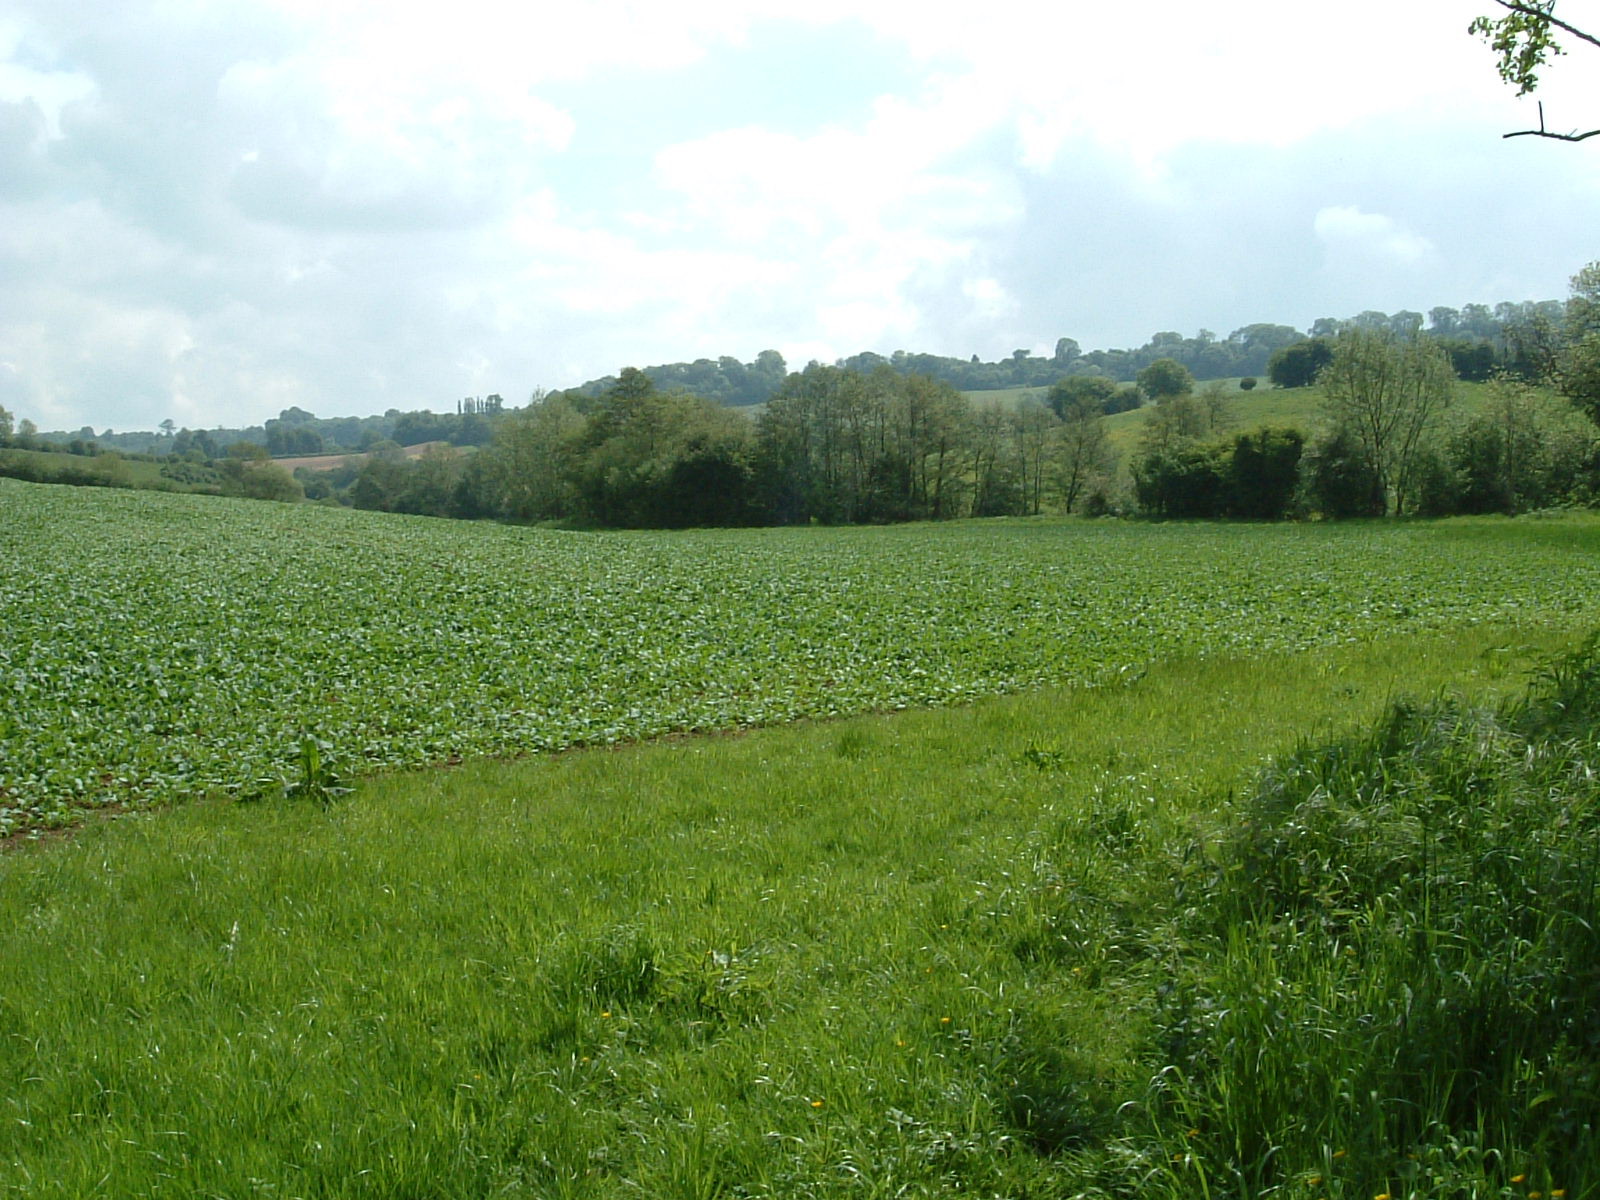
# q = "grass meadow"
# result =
<box><xmin>4</xmin><ymin>483</ymin><xmax>1600</xmax><ymax>1196</ymax></box>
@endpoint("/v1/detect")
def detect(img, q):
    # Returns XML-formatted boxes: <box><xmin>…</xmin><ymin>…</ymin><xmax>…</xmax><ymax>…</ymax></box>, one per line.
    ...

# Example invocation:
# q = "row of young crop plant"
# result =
<box><xmin>5</xmin><ymin>479</ymin><xmax>1600</xmax><ymax>834</ymax></box>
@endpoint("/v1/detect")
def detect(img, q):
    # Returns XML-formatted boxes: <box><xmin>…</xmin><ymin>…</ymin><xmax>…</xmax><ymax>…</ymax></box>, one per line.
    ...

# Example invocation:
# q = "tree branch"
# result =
<box><xmin>1491</xmin><ymin>0</ymin><xmax>1600</xmax><ymax>52</ymax></box>
<box><xmin>1506</xmin><ymin>127</ymin><xmax>1600</xmax><ymax>140</ymax></box>
<box><xmin>1502</xmin><ymin>99</ymin><xmax>1600</xmax><ymax>140</ymax></box>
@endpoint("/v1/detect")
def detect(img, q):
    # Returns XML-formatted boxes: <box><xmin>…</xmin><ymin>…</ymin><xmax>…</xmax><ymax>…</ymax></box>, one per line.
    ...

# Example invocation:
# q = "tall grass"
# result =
<box><xmin>1120</xmin><ymin>637</ymin><xmax>1600</xmax><ymax>1198</ymax></box>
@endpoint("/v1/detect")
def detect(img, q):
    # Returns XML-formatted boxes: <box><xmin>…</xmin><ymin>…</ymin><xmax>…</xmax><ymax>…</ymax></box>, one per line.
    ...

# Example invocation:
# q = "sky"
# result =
<box><xmin>2</xmin><ymin>1</ymin><xmax>1599</xmax><ymax>434</ymax></box>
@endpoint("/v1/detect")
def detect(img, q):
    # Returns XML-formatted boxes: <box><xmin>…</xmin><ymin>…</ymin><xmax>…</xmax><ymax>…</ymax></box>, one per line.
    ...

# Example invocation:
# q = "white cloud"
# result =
<box><xmin>0</xmin><ymin>18</ymin><xmax>95</xmax><ymax>137</ymax></box>
<box><xmin>1</xmin><ymin>0</ymin><xmax>1598</xmax><ymax>431</ymax></box>
<box><xmin>1314</xmin><ymin>205</ymin><xmax>1435</xmax><ymax>264</ymax></box>
<box><xmin>962</xmin><ymin>277</ymin><xmax>1017</xmax><ymax>322</ymax></box>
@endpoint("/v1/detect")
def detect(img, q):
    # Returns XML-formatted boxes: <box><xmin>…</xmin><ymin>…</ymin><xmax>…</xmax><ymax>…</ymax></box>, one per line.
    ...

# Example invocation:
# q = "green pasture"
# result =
<box><xmin>1104</xmin><ymin>379</ymin><xmax>1503</xmax><ymax>458</ymax></box>
<box><xmin>5</xmin><ymin>480</ymin><xmax>1600</xmax><ymax>835</ymax></box>
<box><xmin>960</xmin><ymin>384</ymin><xmax>1052</xmax><ymax>408</ymax></box>
<box><xmin>0</xmin><ymin>447</ymin><xmax>172</xmax><ymax>489</ymax></box>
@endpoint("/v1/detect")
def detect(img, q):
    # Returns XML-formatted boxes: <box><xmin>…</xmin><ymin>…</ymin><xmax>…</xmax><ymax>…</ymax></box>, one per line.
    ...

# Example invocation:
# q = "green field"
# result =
<box><xmin>5</xmin><ymin>479</ymin><xmax>1600</xmax><ymax>836</ymax></box>
<box><xmin>1102</xmin><ymin>379</ymin><xmax>1503</xmax><ymax>457</ymax></box>
<box><xmin>0</xmin><ymin>447</ymin><xmax>174</xmax><ymax>489</ymax></box>
<box><xmin>6</xmin><ymin>483</ymin><xmax>1600</xmax><ymax>1197</ymax></box>
<box><xmin>3</xmin><ymin>624</ymin><xmax>1594</xmax><ymax>1197</ymax></box>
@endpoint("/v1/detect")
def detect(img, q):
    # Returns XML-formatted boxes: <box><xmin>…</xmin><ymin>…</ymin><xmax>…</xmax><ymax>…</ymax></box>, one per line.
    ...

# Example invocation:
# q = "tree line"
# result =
<box><xmin>329</xmin><ymin>365</ymin><xmax>1111</xmax><ymax>527</ymax></box>
<box><xmin>310</xmin><ymin>262</ymin><xmax>1600</xmax><ymax>525</ymax></box>
<box><xmin>6</xmin><ymin>267</ymin><xmax>1597</xmax><ymax>525</ymax></box>
<box><xmin>21</xmin><ymin>293</ymin><xmax>1571</xmax><ymax>459</ymax></box>
<box><xmin>556</xmin><ymin>301</ymin><xmax>1562</xmax><ymax>403</ymax></box>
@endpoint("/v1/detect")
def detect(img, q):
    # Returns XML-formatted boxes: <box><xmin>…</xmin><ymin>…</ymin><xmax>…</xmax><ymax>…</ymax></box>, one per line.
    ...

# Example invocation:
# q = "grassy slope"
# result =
<box><xmin>1105</xmin><ymin>379</ymin><xmax>1500</xmax><ymax>459</ymax></box>
<box><xmin>1</xmin><ymin>622</ymin><xmax>1592</xmax><ymax>1198</ymax></box>
<box><xmin>0</xmin><ymin>446</ymin><xmax>175</xmax><ymax>488</ymax></box>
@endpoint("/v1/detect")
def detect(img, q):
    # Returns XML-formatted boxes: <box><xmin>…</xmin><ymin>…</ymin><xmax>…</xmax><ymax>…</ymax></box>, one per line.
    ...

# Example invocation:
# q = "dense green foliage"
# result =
<box><xmin>1268</xmin><ymin>336</ymin><xmax>1334</xmax><ymax>388</ymax></box>
<box><xmin>487</xmin><ymin>366</ymin><xmax>1083</xmax><ymax>526</ymax></box>
<box><xmin>1133</xmin><ymin>426</ymin><xmax>1305</xmax><ymax>519</ymax></box>
<box><xmin>7</xmin><ymin>482</ymin><xmax>1600</xmax><ymax>841</ymax></box>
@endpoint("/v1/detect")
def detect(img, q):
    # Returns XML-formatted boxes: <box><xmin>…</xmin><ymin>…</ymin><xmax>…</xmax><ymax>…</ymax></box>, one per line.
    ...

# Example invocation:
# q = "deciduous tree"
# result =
<box><xmin>1052</xmin><ymin>390</ymin><xmax>1114</xmax><ymax>513</ymax></box>
<box><xmin>1556</xmin><ymin>260</ymin><xmax>1600</xmax><ymax>420</ymax></box>
<box><xmin>1136</xmin><ymin>357</ymin><xmax>1195</xmax><ymax>399</ymax></box>
<box><xmin>1318</xmin><ymin>330</ymin><xmax>1455</xmax><ymax>515</ymax></box>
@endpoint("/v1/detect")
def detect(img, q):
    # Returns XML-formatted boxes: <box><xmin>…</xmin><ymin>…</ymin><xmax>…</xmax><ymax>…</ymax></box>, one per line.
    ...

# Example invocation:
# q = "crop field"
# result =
<box><xmin>5</xmin><ymin>477</ymin><xmax>1600</xmax><ymax>836</ymax></box>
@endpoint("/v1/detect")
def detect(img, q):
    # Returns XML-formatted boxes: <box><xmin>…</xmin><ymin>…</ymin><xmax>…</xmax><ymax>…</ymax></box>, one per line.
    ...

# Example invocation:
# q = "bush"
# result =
<box><xmin>1267</xmin><ymin>338</ymin><xmax>1333</xmax><ymax>388</ymax></box>
<box><xmin>219</xmin><ymin>460</ymin><xmax>304</xmax><ymax>502</ymax></box>
<box><xmin>1300</xmin><ymin>426</ymin><xmax>1385</xmax><ymax>517</ymax></box>
<box><xmin>1227</xmin><ymin>426</ymin><xmax>1303</xmax><ymax>519</ymax></box>
<box><xmin>1131</xmin><ymin>442</ymin><xmax>1229</xmax><ymax>517</ymax></box>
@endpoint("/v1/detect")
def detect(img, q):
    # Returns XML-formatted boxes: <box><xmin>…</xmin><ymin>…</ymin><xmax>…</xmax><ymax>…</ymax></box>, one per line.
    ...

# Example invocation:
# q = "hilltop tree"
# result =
<box><xmin>0</xmin><ymin>404</ymin><xmax>12</xmax><ymax>444</ymax></box>
<box><xmin>1136</xmin><ymin>357</ymin><xmax>1195</xmax><ymax>399</ymax></box>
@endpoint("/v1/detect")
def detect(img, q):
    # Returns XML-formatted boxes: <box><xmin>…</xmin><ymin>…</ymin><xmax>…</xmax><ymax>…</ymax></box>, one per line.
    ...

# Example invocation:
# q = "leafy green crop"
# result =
<box><xmin>4</xmin><ymin>479</ymin><xmax>1599</xmax><ymax>835</ymax></box>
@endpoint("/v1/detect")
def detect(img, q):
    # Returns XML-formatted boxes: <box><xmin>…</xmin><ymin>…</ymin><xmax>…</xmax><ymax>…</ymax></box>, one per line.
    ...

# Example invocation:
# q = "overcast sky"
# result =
<box><xmin>3</xmin><ymin>0</ymin><xmax>1599</xmax><ymax>433</ymax></box>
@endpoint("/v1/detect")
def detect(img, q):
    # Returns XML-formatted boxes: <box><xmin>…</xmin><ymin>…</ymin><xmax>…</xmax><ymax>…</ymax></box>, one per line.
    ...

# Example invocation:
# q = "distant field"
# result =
<box><xmin>275</xmin><ymin>439</ymin><xmax>456</xmax><ymax>472</ymax></box>
<box><xmin>960</xmin><ymin>385</ymin><xmax>1052</xmax><ymax>407</ymax></box>
<box><xmin>5</xmin><ymin>478</ymin><xmax>1600</xmax><ymax>836</ymax></box>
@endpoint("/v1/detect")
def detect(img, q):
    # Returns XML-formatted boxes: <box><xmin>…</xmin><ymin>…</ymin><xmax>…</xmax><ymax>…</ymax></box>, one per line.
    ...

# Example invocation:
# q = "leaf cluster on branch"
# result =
<box><xmin>1471</xmin><ymin>0</ymin><xmax>1600</xmax><ymax>141</ymax></box>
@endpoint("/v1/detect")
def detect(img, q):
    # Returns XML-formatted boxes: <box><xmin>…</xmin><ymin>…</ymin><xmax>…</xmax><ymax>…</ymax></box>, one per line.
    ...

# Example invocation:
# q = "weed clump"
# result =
<box><xmin>1137</xmin><ymin>637</ymin><xmax>1600</xmax><ymax>1195</ymax></box>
